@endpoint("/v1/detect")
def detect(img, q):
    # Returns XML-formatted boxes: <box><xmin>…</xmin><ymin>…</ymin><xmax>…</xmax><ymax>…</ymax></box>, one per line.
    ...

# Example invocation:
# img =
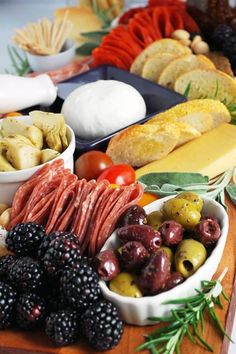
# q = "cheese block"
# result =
<box><xmin>136</xmin><ymin>123</ymin><xmax>236</xmax><ymax>180</ymax></box>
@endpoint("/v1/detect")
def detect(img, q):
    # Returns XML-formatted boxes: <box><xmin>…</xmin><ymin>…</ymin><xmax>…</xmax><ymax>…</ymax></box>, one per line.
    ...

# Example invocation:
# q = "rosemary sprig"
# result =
<box><xmin>136</xmin><ymin>268</ymin><xmax>233</xmax><ymax>354</ymax></box>
<box><xmin>6</xmin><ymin>45</ymin><xmax>31</xmax><ymax>76</ymax></box>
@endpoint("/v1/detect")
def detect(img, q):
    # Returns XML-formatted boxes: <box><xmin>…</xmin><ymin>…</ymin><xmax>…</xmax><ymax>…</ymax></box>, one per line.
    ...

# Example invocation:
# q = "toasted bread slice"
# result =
<box><xmin>106</xmin><ymin>122</ymin><xmax>180</xmax><ymax>167</ymax></box>
<box><xmin>147</xmin><ymin>99</ymin><xmax>230</xmax><ymax>130</ymax></box>
<box><xmin>130</xmin><ymin>39</ymin><xmax>191</xmax><ymax>76</ymax></box>
<box><xmin>141</xmin><ymin>53</ymin><xmax>181</xmax><ymax>82</ymax></box>
<box><xmin>174</xmin><ymin>69</ymin><xmax>236</xmax><ymax>105</ymax></box>
<box><xmin>174</xmin><ymin>122</ymin><xmax>201</xmax><ymax>146</ymax></box>
<box><xmin>158</xmin><ymin>54</ymin><xmax>215</xmax><ymax>89</ymax></box>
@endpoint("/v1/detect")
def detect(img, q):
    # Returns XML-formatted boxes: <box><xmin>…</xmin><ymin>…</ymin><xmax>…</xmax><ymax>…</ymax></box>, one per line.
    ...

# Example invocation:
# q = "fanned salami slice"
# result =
<box><xmin>23</xmin><ymin>176</ymin><xmax>63</xmax><ymax>221</ymax></box>
<box><xmin>46</xmin><ymin>174</ymin><xmax>78</xmax><ymax>233</ymax></box>
<box><xmin>95</xmin><ymin>183</ymin><xmax>143</xmax><ymax>255</ymax></box>
<box><xmin>27</xmin><ymin>191</ymin><xmax>56</xmax><ymax>224</ymax></box>
<box><xmin>88</xmin><ymin>187</ymin><xmax>124</xmax><ymax>256</ymax></box>
<box><xmin>53</xmin><ymin>190</ymin><xmax>76</xmax><ymax>231</ymax></box>
<box><xmin>70</xmin><ymin>180</ymin><xmax>97</xmax><ymax>235</ymax></box>
<box><xmin>54</xmin><ymin>179</ymin><xmax>87</xmax><ymax>231</ymax></box>
<box><xmin>10</xmin><ymin>159</ymin><xmax>64</xmax><ymax>220</ymax></box>
<box><xmin>74</xmin><ymin>180</ymin><xmax>110</xmax><ymax>253</ymax></box>
<box><xmin>81</xmin><ymin>185</ymin><xmax>114</xmax><ymax>255</ymax></box>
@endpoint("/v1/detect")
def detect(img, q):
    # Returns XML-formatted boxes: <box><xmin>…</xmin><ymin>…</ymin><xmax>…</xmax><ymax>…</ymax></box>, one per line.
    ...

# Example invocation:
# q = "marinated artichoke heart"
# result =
<box><xmin>41</xmin><ymin>148</ymin><xmax>60</xmax><ymax>163</ymax></box>
<box><xmin>0</xmin><ymin>135</ymin><xmax>41</xmax><ymax>170</ymax></box>
<box><xmin>0</xmin><ymin>154</ymin><xmax>16</xmax><ymax>172</ymax></box>
<box><xmin>2</xmin><ymin>117</ymin><xmax>43</xmax><ymax>149</ymax></box>
<box><xmin>30</xmin><ymin>111</ymin><xmax>68</xmax><ymax>152</ymax></box>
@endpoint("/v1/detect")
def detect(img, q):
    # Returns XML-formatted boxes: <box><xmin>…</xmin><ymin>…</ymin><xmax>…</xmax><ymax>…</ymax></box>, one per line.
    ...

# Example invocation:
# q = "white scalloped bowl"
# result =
<box><xmin>0</xmin><ymin>115</ymin><xmax>75</xmax><ymax>204</ymax></box>
<box><xmin>99</xmin><ymin>195</ymin><xmax>229</xmax><ymax>326</ymax></box>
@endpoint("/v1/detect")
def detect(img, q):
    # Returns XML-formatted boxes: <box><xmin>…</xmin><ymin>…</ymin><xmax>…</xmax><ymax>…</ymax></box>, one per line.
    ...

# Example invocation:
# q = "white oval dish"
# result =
<box><xmin>26</xmin><ymin>39</ymin><xmax>75</xmax><ymax>72</ymax></box>
<box><xmin>0</xmin><ymin>115</ymin><xmax>75</xmax><ymax>204</ymax></box>
<box><xmin>99</xmin><ymin>195</ymin><xmax>229</xmax><ymax>326</ymax></box>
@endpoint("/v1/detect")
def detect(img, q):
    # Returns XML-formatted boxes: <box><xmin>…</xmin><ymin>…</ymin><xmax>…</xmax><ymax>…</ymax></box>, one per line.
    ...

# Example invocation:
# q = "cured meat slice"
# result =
<box><xmin>53</xmin><ymin>190</ymin><xmax>76</xmax><ymax>231</ymax></box>
<box><xmin>26</xmin><ymin>191</ymin><xmax>56</xmax><ymax>225</ymax></box>
<box><xmin>81</xmin><ymin>184</ymin><xmax>114</xmax><ymax>254</ymax></box>
<box><xmin>88</xmin><ymin>187</ymin><xmax>124</xmax><ymax>256</ymax></box>
<box><xmin>46</xmin><ymin>174</ymin><xmax>78</xmax><ymax>233</ymax></box>
<box><xmin>70</xmin><ymin>180</ymin><xmax>96</xmax><ymax>236</ymax></box>
<box><xmin>75</xmin><ymin>180</ymin><xmax>110</xmax><ymax>254</ymax></box>
<box><xmin>10</xmin><ymin>159</ymin><xmax>64</xmax><ymax>220</ymax></box>
<box><xmin>95</xmin><ymin>183</ymin><xmax>143</xmax><ymax>255</ymax></box>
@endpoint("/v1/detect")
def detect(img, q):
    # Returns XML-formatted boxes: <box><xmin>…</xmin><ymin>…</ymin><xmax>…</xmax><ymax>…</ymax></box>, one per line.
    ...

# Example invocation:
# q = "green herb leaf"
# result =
<box><xmin>226</xmin><ymin>183</ymin><xmax>236</xmax><ymax>205</ymax></box>
<box><xmin>76</xmin><ymin>42</ymin><xmax>99</xmax><ymax>56</ymax></box>
<box><xmin>7</xmin><ymin>45</ymin><xmax>31</xmax><ymax>76</ymax></box>
<box><xmin>138</xmin><ymin>172</ymin><xmax>208</xmax><ymax>188</ymax></box>
<box><xmin>81</xmin><ymin>30</ymin><xmax>109</xmax><ymax>43</ymax></box>
<box><xmin>183</xmin><ymin>82</ymin><xmax>192</xmax><ymax>97</ymax></box>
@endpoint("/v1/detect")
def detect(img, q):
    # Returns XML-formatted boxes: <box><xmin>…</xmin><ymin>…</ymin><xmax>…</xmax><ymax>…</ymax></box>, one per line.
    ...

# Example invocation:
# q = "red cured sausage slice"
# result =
<box><xmin>73</xmin><ymin>180</ymin><xmax>110</xmax><ymax>252</ymax></box>
<box><xmin>95</xmin><ymin>183</ymin><xmax>143</xmax><ymax>255</ymax></box>
<box><xmin>70</xmin><ymin>180</ymin><xmax>97</xmax><ymax>236</ymax></box>
<box><xmin>27</xmin><ymin>191</ymin><xmax>56</xmax><ymax>225</ymax></box>
<box><xmin>88</xmin><ymin>187</ymin><xmax>124</xmax><ymax>257</ymax></box>
<box><xmin>46</xmin><ymin>174</ymin><xmax>78</xmax><ymax>233</ymax></box>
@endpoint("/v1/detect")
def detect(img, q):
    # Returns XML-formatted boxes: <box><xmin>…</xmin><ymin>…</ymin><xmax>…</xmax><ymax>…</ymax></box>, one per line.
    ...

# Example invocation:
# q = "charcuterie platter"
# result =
<box><xmin>1</xmin><ymin>0</ymin><xmax>236</xmax><ymax>353</ymax></box>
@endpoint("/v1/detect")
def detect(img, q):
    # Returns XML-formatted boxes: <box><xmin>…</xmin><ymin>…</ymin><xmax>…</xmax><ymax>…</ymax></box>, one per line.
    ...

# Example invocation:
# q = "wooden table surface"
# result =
<box><xmin>0</xmin><ymin>197</ymin><xmax>235</xmax><ymax>354</ymax></box>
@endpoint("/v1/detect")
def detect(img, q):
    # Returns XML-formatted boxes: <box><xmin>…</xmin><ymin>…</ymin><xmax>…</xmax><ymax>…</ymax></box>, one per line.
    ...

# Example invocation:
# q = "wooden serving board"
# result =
<box><xmin>0</xmin><ymin>197</ymin><xmax>235</xmax><ymax>354</ymax></box>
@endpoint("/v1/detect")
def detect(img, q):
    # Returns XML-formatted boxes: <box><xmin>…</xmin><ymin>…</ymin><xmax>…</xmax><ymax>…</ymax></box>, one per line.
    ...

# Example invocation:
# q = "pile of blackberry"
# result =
<box><xmin>211</xmin><ymin>24</ymin><xmax>236</xmax><ymax>73</ymax></box>
<box><xmin>0</xmin><ymin>222</ymin><xmax>123</xmax><ymax>350</ymax></box>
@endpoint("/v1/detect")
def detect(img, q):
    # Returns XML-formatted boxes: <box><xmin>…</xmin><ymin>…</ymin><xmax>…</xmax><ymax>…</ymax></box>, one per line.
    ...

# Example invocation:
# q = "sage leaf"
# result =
<box><xmin>226</xmin><ymin>183</ymin><xmax>236</xmax><ymax>205</ymax></box>
<box><xmin>138</xmin><ymin>172</ymin><xmax>209</xmax><ymax>187</ymax></box>
<box><xmin>81</xmin><ymin>30</ymin><xmax>109</xmax><ymax>43</ymax></box>
<box><xmin>76</xmin><ymin>42</ymin><xmax>98</xmax><ymax>56</ymax></box>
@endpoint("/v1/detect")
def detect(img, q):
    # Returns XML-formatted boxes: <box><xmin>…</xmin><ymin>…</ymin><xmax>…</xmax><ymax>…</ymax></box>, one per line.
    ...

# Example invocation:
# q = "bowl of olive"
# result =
<box><xmin>95</xmin><ymin>193</ymin><xmax>229</xmax><ymax>326</ymax></box>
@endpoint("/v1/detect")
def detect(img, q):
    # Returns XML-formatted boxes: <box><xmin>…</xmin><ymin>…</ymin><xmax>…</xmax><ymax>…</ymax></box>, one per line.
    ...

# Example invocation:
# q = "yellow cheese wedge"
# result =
<box><xmin>136</xmin><ymin>123</ymin><xmax>236</xmax><ymax>180</ymax></box>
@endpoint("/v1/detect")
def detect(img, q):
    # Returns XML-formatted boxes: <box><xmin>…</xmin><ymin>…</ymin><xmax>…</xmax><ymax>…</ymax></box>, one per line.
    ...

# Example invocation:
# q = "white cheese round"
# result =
<box><xmin>61</xmin><ymin>80</ymin><xmax>146</xmax><ymax>139</ymax></box>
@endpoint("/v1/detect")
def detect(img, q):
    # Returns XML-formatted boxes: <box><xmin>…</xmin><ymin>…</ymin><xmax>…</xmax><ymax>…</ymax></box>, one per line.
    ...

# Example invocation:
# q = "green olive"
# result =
<box><xmin>174</xmin><ymin>239</ymin><xmax>207</xmax><ymax>278</ymax></box>
<box><xmin>109</xmin><ymin>272</ymin><xmax>143</xmax><ymax>297</ymax></box>
<box><xmin>159</xmin><ymin>246</ymin><xmax>174</xmax><ymax>264</ymax></box>
<box><xmin>146</xmin><ymin>210</ymin><xmax>163</xmax><ymax>230</ymax></box>
<box><xmin>176</xmin><ymin>192</ymin><xmax>203</xmax><ymax>212</ymax></box>
<box><xmin>162</xmin><ymin>198</ymin><xmax>201</xmax><ymax>231</ymax></box>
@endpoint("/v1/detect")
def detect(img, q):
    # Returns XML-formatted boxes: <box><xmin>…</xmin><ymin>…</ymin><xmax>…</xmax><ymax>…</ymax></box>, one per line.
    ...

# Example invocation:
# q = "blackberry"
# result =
<box><xmin>16</xmin><ymin>293</ymin><xmax>46</xmax><ymax>329</ymax></box>
<box><xmin>6</xmin><ymin>222</ymin><xmax>46</xmax><ymax>257</ymax></box>
<box><xmin>43</xmin><ymin>277</ymin><xmax>68</xmax><ymax>313</ymax></box>
<box><xmin>0</xmin><ymin>255</ymin><xmax>17</xmax><ymax>281</ymax></box>
<box><xmin>0</xmin><ymin>281</ymin><xmax>17</xmax><ymax>329</ymax></box>
<box><xmin>212</xmin><ymin>24</ymin><xmax>235</xmax><ymax>49</ymax></box>
<box><xmin>60</xmin><ymin>260</ymin><xmax>101</xmax><ymax>311</ymax></box>
<box><xmin>9</xmin><ymin>257</ymin><xmax>43</xmax><ymax>292</ymax></box>
<box><xmin>38</xmin><ymin>232</ymin><xmax>81</xmax><ymax>276</ymax></box>
<box><xmin>81</xmin><ymin>300</ymin><xmax>123</xmax><ymax>351</ymax></box>
<box><xmin>45</xmin><ymin>309</ymin><xmax>79</xmax><ymax>346</ymax></box>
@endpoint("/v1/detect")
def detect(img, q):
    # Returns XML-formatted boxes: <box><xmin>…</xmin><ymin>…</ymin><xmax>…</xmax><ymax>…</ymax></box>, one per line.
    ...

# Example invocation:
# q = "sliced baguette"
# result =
<box><xmin>174</xmin><ymin>69</ymin><xmax>236</xmax><ymax>105</ymax></box>
<box><xmin>106</xmin><ymin>122</ymin><xmax>180</xmax><ymax>167</ymax></box>
<box><xmin>147</xmin><ymin>99</ymin><xmax>230</xmax><ymax>130</ymax></box>
<box><xmin>158</xmin><ymin>54</ymin><xmax>215</xmax><ymax>89</ymax></box>
<box><xmin>174</xmin><ymin>122</ymin><xmax>201</xmax><ymax>146</ymax></box>
<box><xmin>130</xmin><ymin>39</ymin><xmax>191</xmax><ymax>76</ymax></box>
<box><xmin>141</xmin><ymin>53</ymin><xmax>181</xmax><ymax>82</ymax></box>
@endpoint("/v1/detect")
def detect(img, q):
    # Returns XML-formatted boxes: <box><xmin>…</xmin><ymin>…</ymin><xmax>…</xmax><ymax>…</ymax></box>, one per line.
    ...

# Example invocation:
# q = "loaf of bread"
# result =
<box><xmin>106</xmin><ymin>99</ymin><xmax>231</xmax><ymax>167</ymax></box>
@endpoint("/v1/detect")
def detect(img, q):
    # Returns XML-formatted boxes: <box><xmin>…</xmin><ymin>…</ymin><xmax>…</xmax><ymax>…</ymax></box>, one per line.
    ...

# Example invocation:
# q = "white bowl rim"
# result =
<box><xmin>99</xmin><ymin>195</ymin><xmax>229</xmax><ymax>305</ymax></box>
<box><xmin>0</xmin><ymin>115</ymin><xmax>75</xmax><ymax>177</ymax></box>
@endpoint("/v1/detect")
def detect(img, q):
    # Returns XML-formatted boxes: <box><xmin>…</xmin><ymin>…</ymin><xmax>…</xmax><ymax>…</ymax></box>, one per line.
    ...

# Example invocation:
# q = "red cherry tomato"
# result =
<box><xmin>75</xmin><ymin>151</ymin><xmax>113</xmax><ymax>181</ymax></box>
<box><xmin>97</xmin><ymin>164</ymin><xmax>136</xmax><ymax>186</ymax></box>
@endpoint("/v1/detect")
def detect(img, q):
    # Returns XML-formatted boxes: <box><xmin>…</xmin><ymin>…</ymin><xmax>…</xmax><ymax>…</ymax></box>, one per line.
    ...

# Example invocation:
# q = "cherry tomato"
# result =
<box><xmin>75</xmin><ymin>151</ymin><xmax>113</xmax><ymax>180</ymax></box>
<box><xmin>97</xmin><ymin>164</ymin><xmax>136</xmax><ymax>186</ymax></box>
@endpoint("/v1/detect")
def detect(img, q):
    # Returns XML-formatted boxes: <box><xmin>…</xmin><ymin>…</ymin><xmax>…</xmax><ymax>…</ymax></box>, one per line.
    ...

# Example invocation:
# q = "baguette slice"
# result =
<box><xmin>142</xmin><ymin>53</ymin><xmax>181</xmax><ymax>82</ymax></box>
<box><xmin>106</xmin><ymin>122</ymin><xmax>180</xmax><ymax>167</ymax></box>
<box><xmin>174</xmin><ymin>122</ymin><xmax>201</xmax><ymax>146</ymax></box>
<box><xmin>174</xmin><ymin>69</ymin><xmax>236</xmax><ymax>105</ymax></box>
<box><xmin>158</xmin><ymin>54</ymin><xmax>215</xmax><ymax>89</ymax></box>
<box><xmin>147</xmin><ymin>99</ymin><xmax>230</xmax><ymax>130</ymax></box>
<box><xmin>130</xmin><ymin>39</ymin><xmax>191</xmax><ymax>76</ymax></box>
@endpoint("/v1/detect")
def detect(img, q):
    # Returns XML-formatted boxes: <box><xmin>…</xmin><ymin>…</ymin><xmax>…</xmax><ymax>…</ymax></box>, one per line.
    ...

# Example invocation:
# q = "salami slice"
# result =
<box><xmin>70</xmin><ymin>180</ymin><xmax>97</xmax><ymax>236</ymax></box>
<box><xmin>88</xmin><ymin>187</ymin><xmax>124</xmax><ymax>256</ymax></box>
<box><xmin>27</xmin><ymin>191</ymin><xmax>56</xmax><ymax>225</ymax></box>
<box><xmin>95</xmin><ymin>183</ymin><xmax>143</xmax><ymax>254</ymax></box>
<box><xmin>46</xmin><ymin>174</ymin><xmax>78</xmax><ymax>233</ymax></box>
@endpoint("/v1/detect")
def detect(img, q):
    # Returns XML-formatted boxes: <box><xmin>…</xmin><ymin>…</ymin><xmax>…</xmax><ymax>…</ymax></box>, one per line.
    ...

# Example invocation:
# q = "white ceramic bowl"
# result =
<box><xmin>26</xmin><ymin>40</ymin><xmax>75</xmax><ymax>72</ymax></box>
<box><xmin>99</xmin><ymin>195</ymin><xmax>229</xmax><ymax>326</ymax></box>
<box><xmin>0</xmin><ymin>116</ymin><xmax>75</xmax><ymax>205</ymax></box>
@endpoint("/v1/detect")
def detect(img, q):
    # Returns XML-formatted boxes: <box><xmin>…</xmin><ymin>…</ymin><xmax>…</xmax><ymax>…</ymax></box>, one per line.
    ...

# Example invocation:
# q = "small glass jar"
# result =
<box><xmin>187</xmin><ymin>0</ymin><xmax>236</xmax><ymax>33</ymax></box>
